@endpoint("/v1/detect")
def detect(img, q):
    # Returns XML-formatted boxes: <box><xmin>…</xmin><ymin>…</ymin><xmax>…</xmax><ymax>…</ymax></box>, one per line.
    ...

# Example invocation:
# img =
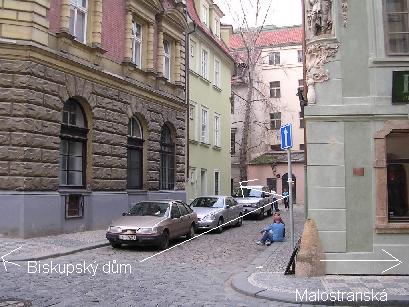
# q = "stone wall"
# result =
<box><xmin>0</xmin><ymin>58</ymin><xmax>186</xmax><ymax>192</ymax></box>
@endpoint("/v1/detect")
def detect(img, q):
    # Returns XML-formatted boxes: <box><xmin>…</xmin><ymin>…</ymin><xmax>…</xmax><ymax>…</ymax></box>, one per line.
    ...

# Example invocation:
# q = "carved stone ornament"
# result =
<box><xmin>306</xmin><ymin>41</ymin><xmax>339</xmax><ymax>104</ymax></box>
<box><xmin>306</xmin><ymin>0</ymin><xmax>333</xmax><ymax>37</ymax></box>
<box><xmin>341</xmin><ymin>0</ymin><xmax>348</xmax><ymax>27</ymax></box>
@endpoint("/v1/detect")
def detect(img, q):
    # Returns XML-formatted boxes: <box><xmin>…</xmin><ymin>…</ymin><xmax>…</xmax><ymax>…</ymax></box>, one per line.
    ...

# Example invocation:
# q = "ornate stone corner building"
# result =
<box><xmin>304</xmin><ymin>0</ymin><xmax>409</xmax><ymax>274</ymax></box>
<box><xmin>0</xmin><ymin>0</ymin><xmax>188</xmax><ymax>237</ymax></box>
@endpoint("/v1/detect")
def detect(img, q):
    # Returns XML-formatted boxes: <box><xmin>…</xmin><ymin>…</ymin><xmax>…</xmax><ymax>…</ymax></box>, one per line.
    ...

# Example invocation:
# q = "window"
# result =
<box><xmin>270</xmin><ymin>112</ymin><xmax>281</xmax><ymax>130</ymax></box>
<box><xmin>201</xmin><ymin>169</ymin><xmax>207</xmax><ymax>195</ymax></box>
<box><xmin>127</xmin><ymin>117</ymin><xmax>143</xmax><ymax>189</ymax></box>
<box><xmin>267</xmin><ymin>178</ymin><xmax>277</xmax><ymax>192</ymax></box>
<box><xmin>201</xmin><ymin>108</ymin><xmax>208</xmax><ymax>143</ymax></box>
<box><xmin>214</xmin><ymin>114</ymin><xmax>221</xmax><ymax>147</ymax></box>
<box><xmin>230</xmin><ymin>131</ymin><xmax>236</xmax><ymax>154</ymax></box>
<box><xmin>387</xmin><ymin>132</ymin><xmax>409</xmax><ymax>222</ymax></box>
<box><xmin>171</xmin><ymin>205</ymin><xmax>181</xmax><ymax>218</ymax></box>
<box><xmin>59</xmin><ymin>99</ymin><xmax>87</xmax><ymax>188</ymax></box>
<box><xmin>69</xmin><ymin>0</ymin><xmax>87</xmax><ymax>43</ymax></box>
<box><xmin>131</xmin><ymin>21</ymin><xmax>142</xmax><ymax>67</ymax></box>
<box><xmin>201</xmin><ymin>49</ymin><xmax>209</xmax><ymax>79</ymax></box>
<box><xmin>299</xmin><ymin>111</ymin><xmax>305</xmax><ymax>128</ymax></box>
<box><xmin>160</xmin><ymin>125</ymin><xmax>175</xmax><ymax>190</ymax></box>
<box><xmin>163</xmin><ymin>40</ymin><xmax>171</xmax><ymax>80</ymax></box>
<box><xmin>271</xmin><ymin>144</ymin><xmax>282</xmax><ymax>151</ymax></box>
<box><xmin>201</xmin><ymin>3</ymin><xmax>209</xmax><ymax>26</ymax></box>
<box><xmin>214</xmin><ymin>58</ymin><xmax>221</xmax><ymax>87</ymax></box>
<box><xmin>298</xmin><ymin>50</ymin><xmax>303</xmax><ymax>62</ymax></box>
<box><xmin>384</xmin><ymin>0</ymin><xmax>409</xmax><ymax>54</ymax></box>
<box><xmin>189</xmin><ymin>104</ymin><xmax>195</xmax><ymax>120</ymax></box>
<box><xmin>214</xmin><ymin>171</ymin><xmax>220</xmax><ymax>195</ymax></box>
<box><xmin>299</xmin><ymin>144</ymin><xmax>305</xmax><ymax>150</ymax></box>
<box><xmin>177</xmin><ymin>203</ymin><xmax>189</xmax><ymax>216</ymax></box>
<box><xmin>214</xmin><ymin>19</ymin><xmax>220</xmax><ymax>37</ymax></box>
<box><xmin>270</xmin><ymin>81</ymin><xmax>281</xmax><ymax>98</ymax></box>
<box><xmin>189</xmin><ymin>168</ymin><xmax>196</xmax><ymax>184</ymax></box>
<box><xmin>268</xmin><ymin>52</ymin><xmax>280</xmax><ymax>65</ymax></box>
<box><xmin>190</xmin><ymin>40</ymin><xmax>196</xmax><ymax>70</ymax></box>
<box><xmin>65</xmin><ymin>194</ymin><xmax>84</xmax><ymax>219</ymax></box>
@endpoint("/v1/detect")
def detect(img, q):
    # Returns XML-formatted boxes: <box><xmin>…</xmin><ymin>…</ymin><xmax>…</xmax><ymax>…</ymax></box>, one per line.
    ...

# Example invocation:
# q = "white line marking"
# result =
<box><xmin>1</xmin><ymin>246</ymin><xmax>23</xmax><ymax>272</ymax></box>
<box><xmin>139</xmin><ymin>196</ymin><xmax>286</xmax><ymax>263</ymax></box>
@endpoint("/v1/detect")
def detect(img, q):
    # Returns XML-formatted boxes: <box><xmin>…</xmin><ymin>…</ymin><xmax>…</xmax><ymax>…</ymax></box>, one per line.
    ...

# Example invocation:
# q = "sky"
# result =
<box><xmin>214</xmin><ymin>0</ymin><xmax>302</xmax><ymax>28</ymax></box>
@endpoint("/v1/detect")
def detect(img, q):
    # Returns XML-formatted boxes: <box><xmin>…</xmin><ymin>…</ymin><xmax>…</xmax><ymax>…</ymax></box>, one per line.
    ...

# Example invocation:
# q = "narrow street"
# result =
<box><xmin>0</xmin><ymin>207</ymin><xmax>305</xmax><ymax>307</ymax></box>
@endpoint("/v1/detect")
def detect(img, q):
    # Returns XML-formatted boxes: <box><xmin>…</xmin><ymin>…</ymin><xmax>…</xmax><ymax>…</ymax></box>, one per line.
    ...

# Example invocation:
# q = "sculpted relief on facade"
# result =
<box><xmin>307</xmin><ymin>0</ymin><xmax>333</xmax><ymax>37</ymax></box>
<box><xmin>306</xmin><ymin>41</ymin><xmax>339</xmax><ymax>104</ymax></box>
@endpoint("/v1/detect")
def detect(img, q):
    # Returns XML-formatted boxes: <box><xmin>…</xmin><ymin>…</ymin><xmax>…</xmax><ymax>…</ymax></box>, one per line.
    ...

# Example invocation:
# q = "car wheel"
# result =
<box><xmin>216</xmin><ymin>217</ymin><xmax>224</xmax><ymax>234</ymax></box>
<box><xmin>235</xmin><ymin>215</ymin><xmax>243</xmax><ymax>227</ymax></box>
<box><xmin>186</xmin><ymin>223</ymin><xmax>195</xmax><ymax>239</ymax></box>
<box><xmin>158</xmin><ymin>230</ymin><xmax>169</xmax><ymax>250</ymax></box>
<box><xmin>258</xmin><ymin>208</ymin><xmax>265</xmax><ymax>220</ymax></box>
<box><xmin>110</xmin><ymin>242</ymin><xmax>121</xmax><ymax>249</ymax></box>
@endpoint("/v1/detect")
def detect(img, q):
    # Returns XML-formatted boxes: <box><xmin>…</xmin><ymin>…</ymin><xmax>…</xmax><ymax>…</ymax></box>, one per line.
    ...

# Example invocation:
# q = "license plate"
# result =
<box><xmin>119</xmin><ymin>235</ymin><xmax>137</xmax><ymax>240</ymax></box>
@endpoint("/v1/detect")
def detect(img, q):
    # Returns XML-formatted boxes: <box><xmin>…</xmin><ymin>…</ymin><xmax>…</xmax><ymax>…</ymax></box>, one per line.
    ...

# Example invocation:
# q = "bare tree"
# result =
<box><xmin>225</xmin><ymin>0</ymin><xmax>280</xmax><ymax>182</ymax></box>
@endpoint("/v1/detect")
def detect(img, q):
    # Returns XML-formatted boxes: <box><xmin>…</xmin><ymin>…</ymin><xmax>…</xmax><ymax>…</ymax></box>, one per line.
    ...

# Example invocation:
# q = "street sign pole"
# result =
<box><xmin>287</xmin><ymin>148</ymin><xmax>294</xmax><ymax>249</ymax></box>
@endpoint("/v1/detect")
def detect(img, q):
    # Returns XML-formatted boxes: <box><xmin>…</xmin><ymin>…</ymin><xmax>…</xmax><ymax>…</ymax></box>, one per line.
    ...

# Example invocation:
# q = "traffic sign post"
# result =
<box><xmin>281</xmin><ymin>124</ymin><xmax>295</xmax><ymax>249</ymax></box>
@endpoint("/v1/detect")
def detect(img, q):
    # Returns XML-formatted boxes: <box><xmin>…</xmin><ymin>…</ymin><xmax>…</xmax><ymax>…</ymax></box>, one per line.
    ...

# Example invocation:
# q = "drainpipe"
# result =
<box><xmin>185</xmin><ymin>22</ymin><xmax>197</xmax><ymax>186</ymax></box>
<box><xmin>301</xmin><ymin>0</ymin><xmax>308</xmax><ymax>219</ymax></box>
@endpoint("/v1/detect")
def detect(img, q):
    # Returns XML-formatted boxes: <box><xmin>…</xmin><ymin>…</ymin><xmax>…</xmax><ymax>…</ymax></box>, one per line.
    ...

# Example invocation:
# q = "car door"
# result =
<box><xmin>224</xmin><ymin>197</ymin><xmax>235</xmax><ymax>223</ymax></box>
<box><xmin>169</xmin><ymin>204</ymin><xmax>183</xmax><ymax>238</ymax></box>
<box><xmin>229</xmin><ymin>197</ymin><xmax>241</xmax><ymax>220</ymax></box>
<box><xmin>176</xmin><ymin>202</ymin><xmax>191</xmax><ymax>234</ymax></box>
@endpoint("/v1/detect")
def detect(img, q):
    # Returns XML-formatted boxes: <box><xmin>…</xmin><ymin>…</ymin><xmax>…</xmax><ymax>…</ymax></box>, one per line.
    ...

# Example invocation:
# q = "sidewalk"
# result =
<box><xmin>231</xmin><ymin>205</ymin><xmax>409</xmax><ymax>306</ymax></box>
<box><xmin>0</xmin><ymin>230</ymin><xmax>108</xmax><ymax>261</ymax></box>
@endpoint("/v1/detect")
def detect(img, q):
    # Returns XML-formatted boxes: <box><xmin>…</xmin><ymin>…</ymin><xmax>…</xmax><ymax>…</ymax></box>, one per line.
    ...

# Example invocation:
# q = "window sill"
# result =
<box><xmin>375</xmin><ymin>223</ymin><xmax>409</xmax><ymax>234</ymax></box>
<box><xmin>213</xmin><ymin>85</ymin><xmax>222</xmax><ymax>92</ymax></box>
<box><xmin>198</xmin><ymin>75</ymin><xmax>211</xmax><ymax>85</ymax></box>
<box><xmin>189</xmin><ymin>139</ymin><xmax>199</xmax><ymax>145</ymax></box>
<box><xmin>127</xmin><ymin>189</ymin><xmax>148</xmax><ymax>194</ymax></box>
<box><xmin>59</xmin><ymin>188</ymin><xmax>91</xmax><ymax>195</ymax></box>
<box><xmin>189</xmin><ymin>69</ymin><xmax>201</xmax><ymax>78</ymax></box>
<box><xmin>199</xmin><ymin>142</ymin><xmax>210</xmax><ymax>147</ymax></box>
<box><xmin>369</xmin><ymin>56</ymin><xmax>409</xmax><ymax>66</ymax></box>
<box><xmin>213</xmin><ymin>145</ymin><xmax>221</xmax><ymax>150</ymax></box>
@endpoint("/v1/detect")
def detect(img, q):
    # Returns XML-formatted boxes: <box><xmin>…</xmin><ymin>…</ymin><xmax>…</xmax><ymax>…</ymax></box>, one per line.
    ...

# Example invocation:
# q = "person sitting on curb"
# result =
<box><xmin>256</xmin><ymin>213</ymin><xmax>285</xmax><ymax>246</ymax></box>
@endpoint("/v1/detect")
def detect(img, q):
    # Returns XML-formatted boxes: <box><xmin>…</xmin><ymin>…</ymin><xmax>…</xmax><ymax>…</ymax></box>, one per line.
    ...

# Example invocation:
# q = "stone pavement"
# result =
<box><xmin>0</xmin><ymin>230</ymin><xmax>108</xmax><ymax>261</ymax></box>
<box><xmin>232</xmin><ymin>205</ymin><xmax>409</xmax><ymax>306</ymax></box>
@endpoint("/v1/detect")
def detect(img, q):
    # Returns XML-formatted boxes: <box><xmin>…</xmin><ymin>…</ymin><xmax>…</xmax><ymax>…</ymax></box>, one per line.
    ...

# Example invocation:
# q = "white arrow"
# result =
<box><xmin>283</xmin><ymin>128</ymin><xmax>288</xmax><ymax>147</ymax></box>
<box><xmin>320</xmin><ymin>249</ymin><xmax>403</xmax><ymax>274</ymax></box>
<box><xmin>1</xmin><ymin>246</ymin><xmax>23</xmax><ymax>272</ymax></box>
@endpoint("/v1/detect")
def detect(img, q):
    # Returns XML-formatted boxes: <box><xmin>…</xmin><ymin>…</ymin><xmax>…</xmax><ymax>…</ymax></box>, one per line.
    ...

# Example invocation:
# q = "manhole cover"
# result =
<box><xmin>0</xmin><ymin>299</ymin><xmax>31</xmax><ymax>307</ymax></box>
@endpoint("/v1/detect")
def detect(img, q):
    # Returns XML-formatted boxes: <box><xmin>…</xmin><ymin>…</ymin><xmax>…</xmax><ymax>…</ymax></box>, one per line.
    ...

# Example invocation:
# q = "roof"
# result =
<box><xmin>229</xmin><ymin>26</ymin><xmax>303</xmax><ymax>50</ymax></box>
<box><xmin>249</xmin><ymin>152</ymin><xmax>305</xmax><ymax>165</ymax></box>
<box><xmin>186</xmin><ymin>0</ymin><xmax>234</xmax><ymax>62</ymax></box>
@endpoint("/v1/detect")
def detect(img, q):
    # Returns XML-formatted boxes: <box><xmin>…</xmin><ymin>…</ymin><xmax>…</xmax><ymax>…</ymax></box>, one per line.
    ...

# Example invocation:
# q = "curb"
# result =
<box><xmin>10</xmin><ymin>242</ymin><xmax>109</xmax><ymax>262</ymax></box>
<box><xmin>230</xmin><ymin>247</ymin><xmax>409</xmax><ymax>306</ymax></box>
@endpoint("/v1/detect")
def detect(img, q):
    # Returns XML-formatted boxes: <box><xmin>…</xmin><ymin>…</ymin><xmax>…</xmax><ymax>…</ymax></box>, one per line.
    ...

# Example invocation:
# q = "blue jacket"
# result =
<box><xmin>263</xmin><ymin>223</ymin><xmax>285</xmax><ymax>242</ymax></box>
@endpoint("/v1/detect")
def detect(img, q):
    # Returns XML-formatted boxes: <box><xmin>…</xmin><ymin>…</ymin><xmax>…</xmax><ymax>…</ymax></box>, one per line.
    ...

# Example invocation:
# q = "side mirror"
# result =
<box><xmin>225</xmin><ymin>204</ymin><xmax>230</xmax><ymax>209</ymax></box>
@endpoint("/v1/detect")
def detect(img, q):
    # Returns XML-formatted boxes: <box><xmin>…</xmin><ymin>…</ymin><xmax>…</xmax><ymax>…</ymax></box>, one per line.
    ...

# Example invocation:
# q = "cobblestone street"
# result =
<box><xmin>0</xmin><ymin>205</ymin><xmax>306</xmax><ymax>307</ymax></box>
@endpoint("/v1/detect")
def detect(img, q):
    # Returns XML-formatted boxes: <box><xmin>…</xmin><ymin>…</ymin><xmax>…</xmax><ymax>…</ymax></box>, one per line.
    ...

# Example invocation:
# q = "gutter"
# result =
<box><xmin>301</xmin><ymin>0</ymin><xmax>308</xmax><ymax>218</ymax></box>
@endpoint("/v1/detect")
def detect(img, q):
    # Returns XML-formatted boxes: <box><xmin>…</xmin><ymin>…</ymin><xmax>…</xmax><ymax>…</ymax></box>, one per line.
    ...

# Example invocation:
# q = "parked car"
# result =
<box><xmin>233</xmin><ymin>186</ymin><xmax>273</xmax><ymax>219</ymax></box>
<box><xmin>106</xmin><ymin>200</ymin><xmax>197</xmax><ymax>250</ymax></box>
<box><xmin>190</xmin><ymin>196</ymin><xmax>243</xmax><ymax>233</ymax></box>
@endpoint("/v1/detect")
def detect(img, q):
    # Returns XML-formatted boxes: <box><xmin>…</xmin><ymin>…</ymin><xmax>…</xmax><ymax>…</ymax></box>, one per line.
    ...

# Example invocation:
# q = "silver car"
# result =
<box><xmin>233</xmin><ymin>185</ymin><xmax>273</xmax><ymax>219</ymax></box>
<box><xmin>190</xmin><ymin>196</ymin><xmax>243</xmax><ymax>233</ymax></box>
<box><xmin>106</xmin><ymin>200</ymin><xmax>198</xmax><ymax>250</ymax></box>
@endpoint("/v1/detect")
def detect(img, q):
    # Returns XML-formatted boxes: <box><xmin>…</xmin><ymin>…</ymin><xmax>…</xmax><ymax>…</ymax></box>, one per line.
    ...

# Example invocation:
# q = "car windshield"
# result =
<box><xmin>190</xmin><ymin>197</ymin><xmax>224</xmax><ymax>208</ymax></box>
<box><xmin>128</xmin><ymin>202</ymin><xmax>169</xmax><ymax>217</ymax></box>
<box><xmin>235</xmin><ymin>188</ymin><xmax>263</xmax><ymax>198</ymax></box>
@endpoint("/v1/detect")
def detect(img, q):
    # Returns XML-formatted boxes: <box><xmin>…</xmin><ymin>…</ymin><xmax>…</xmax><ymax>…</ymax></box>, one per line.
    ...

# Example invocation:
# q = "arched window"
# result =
<box><xmin>59</xmin><ymin>99</ymin><xmax>88</xmax><ymax>187</ymax></box>
<box><xmin>127</xmin><ymin>117</ymin><xmax>144</xmax><ymax>189</ymax></box>
<box><xmin>160</xmin><ymin>124</ymin><xmax>175</xmax><ymax>190</ymax></box>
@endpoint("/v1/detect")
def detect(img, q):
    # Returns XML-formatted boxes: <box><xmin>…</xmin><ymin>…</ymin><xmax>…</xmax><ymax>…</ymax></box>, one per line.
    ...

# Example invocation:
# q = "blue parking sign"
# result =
<box><xmin>280</xmin><ymin>124</ymin><xmax>293</xmax><ymax>150</ymax></box>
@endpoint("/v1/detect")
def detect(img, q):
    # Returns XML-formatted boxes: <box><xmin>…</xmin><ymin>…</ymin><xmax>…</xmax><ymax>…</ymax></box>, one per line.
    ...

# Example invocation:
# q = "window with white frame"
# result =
<box><xmin>201</xmin><ymin>2</ymin><xmax>209</xmax><ymax>27</ymax></box>
<box><xmin>131</xmin><ymin>20</ymin><xmax>142</xmax><ymax>67</ymax></box>
<box><xmin>268</xmin><ymin>52</ymin><xmax>280</xmax><ymax>65</ymax></box>
<box><xmin>214</xmin><ymin>170</ymin><xmax>220</xmax><ymax>195</ymax></box>
<box><xmin>69</xmin><ymin>0</ymin><xmax>87</xmax><ymax>43</ymax></box>
<box><xmin>201</xmin><ymin>49</ymin><xmax>209</xmax><ymax>79</ymax></box>
<box><xmin>214</xmin><ymin>114</ymin><xmax>221</xmax><ymax>147</ymax></box>
<box><xmin>384</xmin><ymin>0</ymin><xmax>409</xmax><ymax>54</ymax></box>
<box><xmin>163</xmin><ymin>40</ymin><xmax>171</xmax><ymax>80</ymax></box>
<box><xmin>270</xmin><ymin>112</ymin><xmax>281</xmax><ymax>130</ymax></box>
<box><xmin>200</xmin><ymin>108</ymin><xmax>208</xmax><ymax>143</ymax></box>
<box><xmin>214</xmin><ymin>19</ymin><xmax>220</xmax><ymax>37</ymax></box>
<box><xmin>214</xmin><ymin>58</ymin><xmax>221</xmax><ymax>87</ymax></box>
<box><xmin>190</xmin><ymin>40</ymin><xmax>196</xmax><ymax>70</ymax></box>
<box><xmin>269</xmin><ymin>81</ymin><xmax>281</xmax><ymax>98</ymax></box>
